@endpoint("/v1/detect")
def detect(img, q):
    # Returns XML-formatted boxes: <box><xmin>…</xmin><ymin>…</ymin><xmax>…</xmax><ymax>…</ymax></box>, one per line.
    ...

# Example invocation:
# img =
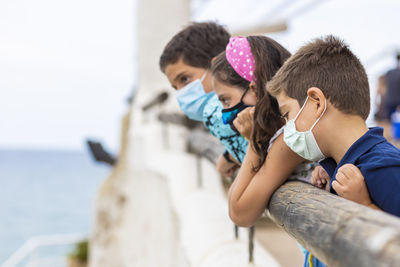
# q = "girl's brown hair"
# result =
<box><xmin>211</xmin><ymin>35</ymin><xmax>291</xmax><ymax>170</ymax></box>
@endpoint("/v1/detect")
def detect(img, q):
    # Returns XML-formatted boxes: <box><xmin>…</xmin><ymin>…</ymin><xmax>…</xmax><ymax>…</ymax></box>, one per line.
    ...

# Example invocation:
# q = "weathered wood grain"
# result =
<box><xmin>269</xmin><ymin>181</ymin><xmax>400</xmax><ymax>267</ymax></box>
<box><xmin>158</xmin><ymin>112</ymin><xmax>203</xmax><ymax>130</ymax></box>
<box><xmin>186</xmin><ymin>130</ymin><xmax>224</xmax><ymax>163</ymax></box>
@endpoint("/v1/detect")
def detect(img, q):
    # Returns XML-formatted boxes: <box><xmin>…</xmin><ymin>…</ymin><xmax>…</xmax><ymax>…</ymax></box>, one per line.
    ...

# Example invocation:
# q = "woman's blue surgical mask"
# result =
<box><xmin>221</xmin><ymin>88</ymin><xmax>253</xmax><ymax>126</ymax></box>
<box><xmin>175</xmin><ymin>71</ymin><xmax>215</xmax><ymax>121</ymax></box>
<box><xmin>283</xmin><ymin>96</ymin><xmax>327</xmax><ymax>162</ymax></box>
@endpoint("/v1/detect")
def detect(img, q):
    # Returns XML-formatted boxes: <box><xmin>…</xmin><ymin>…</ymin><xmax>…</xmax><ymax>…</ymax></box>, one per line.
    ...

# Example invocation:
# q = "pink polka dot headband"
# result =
<box><xmin>225</xmin><ymin>36</ymin><xmax>256</xmax><ymax>82</ymax></box>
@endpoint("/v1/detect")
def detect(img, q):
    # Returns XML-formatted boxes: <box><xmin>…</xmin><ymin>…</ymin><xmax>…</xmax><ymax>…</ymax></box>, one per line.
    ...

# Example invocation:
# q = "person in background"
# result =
<box><xmin>384</xmin><ymin>53</ymin><xmax>400</xmax><ymax>122</ymax></box>
<box><xmin>374</xmin><ymin>75</ymin><xmax>387</xmax><ymax>123</ymax></box>
<box><xmin>374</xmin><ymin>53</ymin><xmax>400</xmax><ymax>140</ymax></box>
<box><xmin>383</xmin><ymin>53</ymin><xmax>400</xmax><ymax>142</ymax></box>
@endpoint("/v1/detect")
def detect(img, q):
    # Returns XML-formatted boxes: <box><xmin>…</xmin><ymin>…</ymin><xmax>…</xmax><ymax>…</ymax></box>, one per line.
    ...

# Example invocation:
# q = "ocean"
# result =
<box><xmin>0</xmin><ymin>148</ymin><xmax>110</xmax><ymax>265</ymax></box>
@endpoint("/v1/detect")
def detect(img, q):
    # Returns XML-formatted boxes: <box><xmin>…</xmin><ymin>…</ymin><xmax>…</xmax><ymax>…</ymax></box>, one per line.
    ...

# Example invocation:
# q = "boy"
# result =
<box><xmin>159</xmin><ymin>22</ymin><xmax>247</xmax><ymax>177</ymax></box>
<box><xmin>267</xmin><ymin>35</ymin><xmax>400</xmax><ymax>216</ymax></box>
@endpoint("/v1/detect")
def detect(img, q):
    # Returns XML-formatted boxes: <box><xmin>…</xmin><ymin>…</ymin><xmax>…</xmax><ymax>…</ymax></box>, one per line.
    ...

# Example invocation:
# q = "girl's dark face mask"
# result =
<box><xmin>221</xmin><ymin>88</ymin><xmax>254</xmax><ymax>132</ymax></box>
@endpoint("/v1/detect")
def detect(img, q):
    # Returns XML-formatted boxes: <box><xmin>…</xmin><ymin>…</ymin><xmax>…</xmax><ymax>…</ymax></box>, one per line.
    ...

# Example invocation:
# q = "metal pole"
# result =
<box><xmin>234</xmin><ymin>225</ymin><xmax>239</xmax><ymax>240</ymax></box>
<box><xmin>249</xmin><ymin>226</ymin><xmax>255</xmax><ymax>263</ymax></box>
<box><xmin>229</xmin><ymin>176</ymin><xmax>239</xmax><ymax>240</ymax></box>
<box><xmin>162</xmin><ymin>122</ymin><xmax>169</xmax><ymax>150</ymax></box>
<box><xmin>196</xmin><ymin>155</ymin><xmax>203</xmax><ymax>188</ymax></box>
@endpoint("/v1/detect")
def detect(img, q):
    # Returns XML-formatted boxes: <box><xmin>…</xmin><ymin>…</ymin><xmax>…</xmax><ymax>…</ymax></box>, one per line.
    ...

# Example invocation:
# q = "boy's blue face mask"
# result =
<box><xmin>221</xmin><ymin>88</ymin><xmax>253</xmax><ymax>126</ymax></box>
<box><xmin>175</xmin><ymin>71</ymin><xmax>215</xmax><ymax>121</ymax></box>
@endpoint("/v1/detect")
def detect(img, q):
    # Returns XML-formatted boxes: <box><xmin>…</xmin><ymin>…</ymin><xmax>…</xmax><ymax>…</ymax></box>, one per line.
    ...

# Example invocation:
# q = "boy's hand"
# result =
<box><xmin>233</xmin><ymin>107</ymin><xmax>255</xmax><ymax>141</ymax></box>
<box><xmin>332</xmin><ymin>164</ymin><xmax>372</xmax><ymax>207</ymax></box>
<box><xmin>310</xmin><ymin>166</ymin><xmax>331</xmax><ymax>191</ymax></box>
<box><xmin>216</xmin><ymin>153</ymin><xmax>240</xmax><ymax>178</ymax></box>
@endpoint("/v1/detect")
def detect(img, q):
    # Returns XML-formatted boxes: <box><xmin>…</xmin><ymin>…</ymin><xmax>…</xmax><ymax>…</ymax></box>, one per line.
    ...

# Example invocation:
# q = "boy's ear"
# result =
<box><xmin>307</xmin><ymin>87</ymin><xmax>327</xmax><ymax>117</ymax></box>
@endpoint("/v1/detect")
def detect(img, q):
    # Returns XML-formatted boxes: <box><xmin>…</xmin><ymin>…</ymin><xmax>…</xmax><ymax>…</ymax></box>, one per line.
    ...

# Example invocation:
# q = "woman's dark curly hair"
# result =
<box><xmin>211</xmin><ymin>35</ymin><xmax>291</xmax><ymax>171</ymax></box>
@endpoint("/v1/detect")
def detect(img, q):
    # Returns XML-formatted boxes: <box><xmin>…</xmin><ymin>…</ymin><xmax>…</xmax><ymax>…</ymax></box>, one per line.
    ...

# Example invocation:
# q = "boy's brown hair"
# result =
<box><xmin>267</xmin><ymin>35</ymin><xmax>370</xmax><ymax>119</ymax></box>
<box><xmin>159</xmin><ymin>22</ymin><xmax>230</xmax><ymax>72</ymax></box>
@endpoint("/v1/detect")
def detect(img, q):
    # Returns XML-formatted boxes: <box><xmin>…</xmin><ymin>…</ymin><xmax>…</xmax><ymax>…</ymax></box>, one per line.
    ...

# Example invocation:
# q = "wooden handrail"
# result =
<box><xmin>186</xmin><ymin>130</ymin><xmax>224</xmax><ymax>163</ymax></box>
<box><xmin>158</xmin><ymin>112</ymin><xmax>204</xmax><ymax>130</ymax></box>
<box><xmin>269</xmin><ymin>181</ymin><xmax>400</xmax><ymax>267</ymax></box>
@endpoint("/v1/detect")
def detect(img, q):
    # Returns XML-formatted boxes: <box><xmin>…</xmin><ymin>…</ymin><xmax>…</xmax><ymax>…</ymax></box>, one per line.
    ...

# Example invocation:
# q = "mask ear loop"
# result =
<box><xmin>294</xmin><ymin>97</ymin><xmax>309</xmax><ymax>122</ymax></box>
<box><xmin>239</xmin><ymin>87</ymin><xmax>250</xmax><ymax>103</ymax></box>
<box><xmin>221</xmin><ymin>86</ymin><xmax>251</xmax><ymax>113</ymax></box>
<box><xmin>310</xmin><ymin>98</ymin><xmax>327</xmax><ymax>131</ymax></box>
<box><xmin>200</xmin><ymin>70</ymin><xmax>208</xmax><ymax>82</ymax></box>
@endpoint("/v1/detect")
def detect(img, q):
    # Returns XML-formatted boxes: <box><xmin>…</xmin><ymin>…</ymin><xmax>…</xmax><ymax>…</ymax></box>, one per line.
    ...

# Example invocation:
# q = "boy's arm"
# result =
<box><xmin>332</xmin><ymin>164</ymin><xmax>381</xmax><ymax>211</ymax></box>
<box><xmin>228</xmin><ymin>134</ymin><xmax>304</xmax><ymax>227</ymax></box>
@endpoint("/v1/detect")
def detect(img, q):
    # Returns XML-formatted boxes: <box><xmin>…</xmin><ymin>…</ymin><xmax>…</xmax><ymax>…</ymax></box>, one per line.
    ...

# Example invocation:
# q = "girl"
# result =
<box><xmin>206</xmin><ymin>35</ymin><xmax>289</xmax><ymax>164</ymax></box>
<box><xmin>211</xmin><ymin>36</ymin><xmax>325</xmax><ymax>267</ymax></box>
<box><xmin>210</xmin><ymin>36</ymin><xmax>311</xmax><ymax>222</ymax></box>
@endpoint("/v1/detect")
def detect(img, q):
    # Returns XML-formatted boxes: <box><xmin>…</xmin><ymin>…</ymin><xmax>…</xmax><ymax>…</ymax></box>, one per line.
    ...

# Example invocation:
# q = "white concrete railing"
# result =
<box><xmin>134</xmin><ymin>116</ymin><xmax>281</xmax><ymax>267</ymax></box>
<box><xmin>89</xmin><ymin>104</ymin><xmax>282</xmax><ymax>267</ymax></box>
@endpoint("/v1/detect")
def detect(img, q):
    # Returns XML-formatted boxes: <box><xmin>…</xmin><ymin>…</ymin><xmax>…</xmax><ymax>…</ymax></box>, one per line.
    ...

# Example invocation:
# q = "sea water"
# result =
<box><xmin>0</xmin><ymin>148</ymin><xmax>110</xmax><ymax>264</ymax></box>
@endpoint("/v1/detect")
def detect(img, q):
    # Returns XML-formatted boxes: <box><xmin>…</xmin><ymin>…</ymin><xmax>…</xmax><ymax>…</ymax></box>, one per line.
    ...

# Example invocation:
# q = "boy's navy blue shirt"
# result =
<box><xmin>320</xmin><ymin>127</ymin><xmax>400</xmax><ymax>216</ymax></box>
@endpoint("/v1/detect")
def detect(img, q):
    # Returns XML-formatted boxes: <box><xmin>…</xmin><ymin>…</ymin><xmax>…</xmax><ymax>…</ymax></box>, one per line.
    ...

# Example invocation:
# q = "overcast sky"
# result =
<box><xmin>0</xmin><ymin>0</ymin><xmax>135</xmax><ymax>151</ymax></box>
<box><xmin>1</xmin><ymin>0</ymin><xmax>399</xmax><ymax>151</ymax></box>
